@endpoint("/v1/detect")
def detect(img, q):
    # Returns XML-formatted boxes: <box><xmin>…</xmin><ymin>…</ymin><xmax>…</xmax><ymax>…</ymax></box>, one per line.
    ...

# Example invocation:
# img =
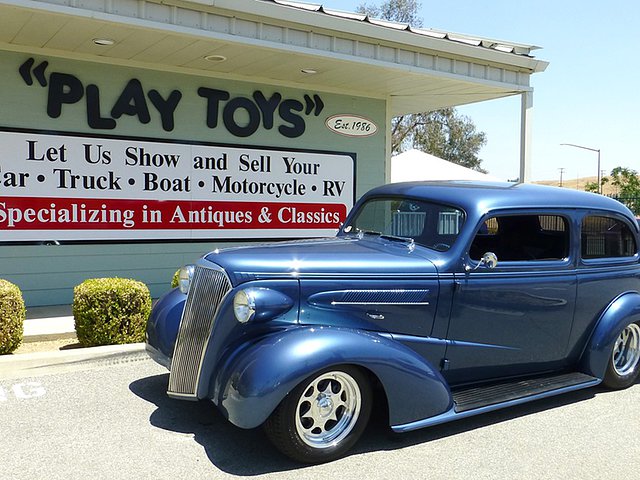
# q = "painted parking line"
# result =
<box><xmin>0</xmin><ymin>381</ymin><xmax>46</xmax><ymax>401</ymax></box>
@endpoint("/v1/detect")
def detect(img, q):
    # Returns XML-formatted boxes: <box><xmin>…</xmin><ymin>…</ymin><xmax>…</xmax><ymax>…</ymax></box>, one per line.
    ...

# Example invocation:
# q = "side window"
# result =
<box><xmin>581</xmin><ymin>216</ymin><xmax>637</xmax><ymax>259</ymax></box>
<box><xmin>470</xmin><ymin>214</ymin><xmax>569</xmax><ymax>262</ymax></box>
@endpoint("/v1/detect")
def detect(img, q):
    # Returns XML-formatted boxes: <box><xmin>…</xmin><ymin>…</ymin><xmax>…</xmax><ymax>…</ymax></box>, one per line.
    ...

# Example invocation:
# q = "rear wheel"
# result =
<box><xmin>603</xmin><ymin>322</ymin><xmax>640</xmax><ymax>389</ymax></box>
<box><xmin>264</xmin><ymin>366</ymin><xmax>372</xmax><ymax>464</ymax></box>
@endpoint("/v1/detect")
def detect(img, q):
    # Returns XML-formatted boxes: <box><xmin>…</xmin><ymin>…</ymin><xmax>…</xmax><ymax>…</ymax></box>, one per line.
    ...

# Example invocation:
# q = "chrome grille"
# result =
<box><xmin>168</xmin><ymin>265</ymin><xmax>232</xmax><ymax>398</ymax></box>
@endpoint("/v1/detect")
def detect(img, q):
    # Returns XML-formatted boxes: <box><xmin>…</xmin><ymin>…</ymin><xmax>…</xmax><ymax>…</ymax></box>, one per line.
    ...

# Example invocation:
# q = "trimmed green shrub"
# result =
<box><xmin>0</xmin><ymin>279</ymin><xmax>25</xmax><ymax>355</ymax></box>
<box><xmin>73</xmin><ymin>278</ymin><xmax>151</xmax><ymax>347</ymax></box>
<box><xmin>171</xmin><ymin>269</ymin><xmax>180</xmax><ymax>289</ymax></box>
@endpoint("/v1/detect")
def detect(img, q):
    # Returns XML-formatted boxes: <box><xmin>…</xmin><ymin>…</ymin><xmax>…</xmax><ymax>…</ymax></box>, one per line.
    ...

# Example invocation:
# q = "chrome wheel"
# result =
<box><xmin>612</xmin><ymin>323</ymin><xmax>640</xmax><ymax>376</ymax></box>
<box><xmin>264</xmin><ymin>366</ymin><xmax>371</xmax><ymax>463</ymax></box>
<box><xmin>294</xmin><ymin>371</ymin><xmax>362</xmax><ymax>449</ymax></box>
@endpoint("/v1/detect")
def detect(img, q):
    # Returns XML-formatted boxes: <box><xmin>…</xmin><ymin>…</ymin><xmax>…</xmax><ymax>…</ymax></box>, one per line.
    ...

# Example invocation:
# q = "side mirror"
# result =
<box><xmin>481</xmin><ymin>252</ymin><xmax>498</xmax><ymax>269</ymax></box>
<box><xmin>466</xmin><ymin>252</ymin><xmax>498</xmax><ymax>271</ymax></box>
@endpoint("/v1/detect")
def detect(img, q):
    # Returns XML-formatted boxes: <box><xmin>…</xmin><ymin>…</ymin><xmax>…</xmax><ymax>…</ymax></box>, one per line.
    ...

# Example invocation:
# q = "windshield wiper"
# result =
<box><xmin>380</xmin><ymin>233</ymin><xmax>414</xmax><ymax>243</ymax></box>
<box><xmin>356</xmin><ymin>229</ymin><xmax>382</xmax><ymax>237</ymax></box>
<box><xmin>352</xmin><ymin>229</ymin><xmax>416</xmax><ymax>251</ymax></box>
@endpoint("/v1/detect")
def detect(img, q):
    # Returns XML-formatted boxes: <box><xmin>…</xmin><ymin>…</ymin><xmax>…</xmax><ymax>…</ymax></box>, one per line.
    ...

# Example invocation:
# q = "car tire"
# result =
<box><xmin>602</xmin><ymin>321</ymin><xmax>640</xmax><ymax>389</ymax></box>
<box><xmin>264</xmin><ymin>366</ymin><xmax>372</xmax><ymax>464</ymax></box>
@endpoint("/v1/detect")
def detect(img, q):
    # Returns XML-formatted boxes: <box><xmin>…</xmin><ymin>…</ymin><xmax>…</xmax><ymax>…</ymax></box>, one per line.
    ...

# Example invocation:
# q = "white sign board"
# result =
<box><xmin>0</xmin><ymin>130</ymin><xmax>355</xmax><ymax>241</ymax></box>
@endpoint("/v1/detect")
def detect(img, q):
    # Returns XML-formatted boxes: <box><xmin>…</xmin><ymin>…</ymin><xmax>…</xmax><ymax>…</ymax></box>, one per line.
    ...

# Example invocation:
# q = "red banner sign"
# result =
<box><xmin>0</xmin><ymin>196</ymin><xmax>346</xmax><ymax>230</ymax></box>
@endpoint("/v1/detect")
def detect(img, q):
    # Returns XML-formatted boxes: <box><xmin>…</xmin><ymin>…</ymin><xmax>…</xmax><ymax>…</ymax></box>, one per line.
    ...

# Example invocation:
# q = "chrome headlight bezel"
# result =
<box><xmin>233</xmin><ymin>289</ymin><xmax>256</xmax><ymax>323</ymax></box>
<box><xmin>178</xmin><ymin>265</ymin><xmax>195</xmax><ymax>294</ymax></box>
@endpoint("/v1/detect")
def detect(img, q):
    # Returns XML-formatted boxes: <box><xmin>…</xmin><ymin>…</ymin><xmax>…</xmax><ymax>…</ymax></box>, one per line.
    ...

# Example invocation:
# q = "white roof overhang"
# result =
<box><xmin>0</xmin><ymin>0</ymin><xmax>549</xmax><ymax>116</ymax></box>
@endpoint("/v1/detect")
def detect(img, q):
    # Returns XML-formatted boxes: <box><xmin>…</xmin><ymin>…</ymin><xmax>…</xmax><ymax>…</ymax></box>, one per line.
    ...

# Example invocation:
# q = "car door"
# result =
<box><xmin>442</xmin><ymin>212</ymin><xmax>578</xmax><ymax>385</ymax></box>
<box><xmin>568</xmin><ymin>212</ymin><xmax>640</xmax><ymax>360</ymax></box>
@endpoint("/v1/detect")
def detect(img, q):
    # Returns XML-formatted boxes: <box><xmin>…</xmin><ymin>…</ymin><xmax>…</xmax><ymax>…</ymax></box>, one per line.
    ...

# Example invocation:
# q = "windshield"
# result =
<box><xmin>341</xmin><ymin>197</ymin><xmax>465</xmax><ymax>251</ymax></box>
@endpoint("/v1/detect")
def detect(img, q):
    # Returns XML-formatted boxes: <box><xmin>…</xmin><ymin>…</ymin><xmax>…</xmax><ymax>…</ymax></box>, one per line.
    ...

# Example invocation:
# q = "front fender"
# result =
<box><xmin>212</xmin><ymin>326</ymin><xmax>452</xmax><ymax>429</ymax></box>
<box><xmin>580</xmin><ymin>291</ymin><xmax>640</xmax><ymax>378</ymax></box>
<box><xmin>146</xmin><ymin>287</ymin><xmax>186</xmax><ymax>360</ymax></box>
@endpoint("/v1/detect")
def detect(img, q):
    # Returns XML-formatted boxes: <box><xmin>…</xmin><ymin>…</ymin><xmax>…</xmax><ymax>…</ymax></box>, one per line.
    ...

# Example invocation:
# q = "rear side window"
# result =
<box><xmin>470</xmin><ymin>214</ymin><xmax>569</xmax><ymax>261</ymax></box>
<box><xmin>581</xmin><ymin>216</ymin><xmax>637</xmax><ymax>259</ymax></box>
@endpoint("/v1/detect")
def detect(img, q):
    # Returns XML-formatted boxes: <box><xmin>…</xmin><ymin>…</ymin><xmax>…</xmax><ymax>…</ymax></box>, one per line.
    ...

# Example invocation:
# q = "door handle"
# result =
<box><xmin>366</xmin><ymin>312</ymin><xmax>385</xmax><ymax>320</ymax></box>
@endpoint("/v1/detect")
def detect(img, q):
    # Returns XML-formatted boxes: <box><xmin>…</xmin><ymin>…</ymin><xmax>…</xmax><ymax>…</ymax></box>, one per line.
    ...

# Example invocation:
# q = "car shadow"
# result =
<box><xmin>129</xmin><ymin>373</ymin><xmax>298</xmax><ymax>474</ymax></box>
<box><xmin>129</xmin><ymin>374</ymin><xmax>633</xmax><ymax>475</ymax></box>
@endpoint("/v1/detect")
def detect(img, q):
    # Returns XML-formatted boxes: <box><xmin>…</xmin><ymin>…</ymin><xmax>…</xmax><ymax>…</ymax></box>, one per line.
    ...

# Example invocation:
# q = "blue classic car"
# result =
<box><xmin>146</xmin><ymin>181</ymin><xmax>640</xmax><ymax>463</ymax></box>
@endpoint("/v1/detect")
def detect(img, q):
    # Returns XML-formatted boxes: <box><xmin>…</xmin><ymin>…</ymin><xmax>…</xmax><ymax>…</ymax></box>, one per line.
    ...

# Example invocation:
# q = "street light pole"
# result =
<box><xmin>560</xmin><ymin>143</ymin><xmax>602</xmax><ymax>194</ymax></box>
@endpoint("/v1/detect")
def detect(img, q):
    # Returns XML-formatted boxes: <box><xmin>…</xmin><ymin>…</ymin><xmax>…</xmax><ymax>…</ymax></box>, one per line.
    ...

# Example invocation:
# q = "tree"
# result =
<box><xmin>357</xmin><ymin>1</ymin><xmax>487</xmax><ymax>171</ymax></box>
<box><xmin>357</xmin><ymin>0</ymin><xmax>423</xmax><ymax>26</ymax></box>
<box><xmin>587</xmin><ymin>167</ymin><xmax>640</xmax><ymax>214</ymax></box>
<box><xmin>393</xmin><ymin>108</ymin><xmax>487</xmax><ymax>172</ymax></box>
<box><xmin>584</xmin><ymin>178</ymin><xmax>603</xmax><ymax>193</ymax></box>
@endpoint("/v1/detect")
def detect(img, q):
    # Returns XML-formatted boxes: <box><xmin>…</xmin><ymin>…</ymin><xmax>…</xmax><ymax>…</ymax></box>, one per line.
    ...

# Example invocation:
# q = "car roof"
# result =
<box><xmin>364</xmin><ymin>181</ymin><xmax>634</xmax><ymax>220</ymax></box>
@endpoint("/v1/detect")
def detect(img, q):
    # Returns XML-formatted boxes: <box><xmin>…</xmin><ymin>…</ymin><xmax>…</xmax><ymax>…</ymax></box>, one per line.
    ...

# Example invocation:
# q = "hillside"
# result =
<box><xmin>533</xmin><ymin>176</ymin><xmax>617</xmax><ymax>196</ymax></box>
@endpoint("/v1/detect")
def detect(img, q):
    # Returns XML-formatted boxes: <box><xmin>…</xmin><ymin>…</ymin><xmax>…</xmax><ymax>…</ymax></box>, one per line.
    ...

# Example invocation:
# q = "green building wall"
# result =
<box><xmin>0</xmin><ymin>50</ymin><xmax>387</xmax><ymax>306</ymax></box>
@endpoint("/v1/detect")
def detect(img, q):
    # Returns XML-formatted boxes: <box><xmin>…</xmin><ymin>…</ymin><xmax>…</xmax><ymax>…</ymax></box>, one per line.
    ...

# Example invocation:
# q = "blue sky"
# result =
<box><xmin>318</xmin><ymin>0</ymin><xmax>640</xmax><ymax>182</ymax></box>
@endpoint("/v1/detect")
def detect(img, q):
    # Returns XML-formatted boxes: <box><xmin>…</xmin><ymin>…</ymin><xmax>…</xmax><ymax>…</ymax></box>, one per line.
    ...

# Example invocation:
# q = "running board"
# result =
<box><xmin>391</xmin><ymin>372</ymin><xmax>600</xmax><ymax>433</ymax></box>
<box><xmin>452</xmin><ymin>372</ymin><xmax>598</xmax><ymax>413</ymax></box>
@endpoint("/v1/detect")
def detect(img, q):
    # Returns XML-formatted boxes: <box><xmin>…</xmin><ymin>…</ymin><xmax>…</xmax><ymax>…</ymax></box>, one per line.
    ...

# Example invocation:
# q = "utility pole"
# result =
<box><xmin>560</xmin><ymin>144</ymin><xmax>601</xmax><ymax>193</ymax></box>
<box><xmin>558</xmin><ymin>167</ymin><xmax>565</xmax><ymax>187</ymax></box>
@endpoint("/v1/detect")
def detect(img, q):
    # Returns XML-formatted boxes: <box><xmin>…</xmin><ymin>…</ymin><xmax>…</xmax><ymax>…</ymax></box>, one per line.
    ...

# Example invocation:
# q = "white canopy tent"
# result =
<box><xmin>391</xmin><ymin>149</ymin><xmax>500</xmax><ymax>183</ymax></box>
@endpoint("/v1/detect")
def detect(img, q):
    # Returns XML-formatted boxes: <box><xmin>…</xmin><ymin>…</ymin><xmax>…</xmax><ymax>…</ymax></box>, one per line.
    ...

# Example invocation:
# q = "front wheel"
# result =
<box><xmin>264</xmin><ymin>366</ymin><xmax>372</xmax><ymax>463</ymax></box>
<box><xmin>603</xmin><ymin>322</ymin><xmax>640</xmax><ymax>389</ymax></box>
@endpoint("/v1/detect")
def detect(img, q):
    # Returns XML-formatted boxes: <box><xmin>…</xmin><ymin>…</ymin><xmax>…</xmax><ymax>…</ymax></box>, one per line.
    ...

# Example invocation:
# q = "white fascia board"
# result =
<box><xmin>1</xmin><ymin>0</ymin><xmax>548</xmax><ymax>76</ymax></box>
<box><xmin>181</xmin><ymin>0</ymin><xmax>548</xmax><ymax>73</ymax></box>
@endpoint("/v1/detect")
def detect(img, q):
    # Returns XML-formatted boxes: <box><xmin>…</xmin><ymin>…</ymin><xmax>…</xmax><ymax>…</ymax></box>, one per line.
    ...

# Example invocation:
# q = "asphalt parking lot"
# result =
<box><xmin>2</xmin><ymin>358</ymin><xmax>639</xmax><ymax>480</ymax></box>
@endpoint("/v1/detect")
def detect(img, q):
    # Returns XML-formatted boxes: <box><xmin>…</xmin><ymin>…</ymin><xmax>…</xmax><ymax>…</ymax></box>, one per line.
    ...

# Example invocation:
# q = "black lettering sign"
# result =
<box><xmin>223</xmin><ymin>97</ymin><xmax>261</xmax><ymax>137</ymax></box>
<box><xmin>111</xmin><ymin>79</ymin><xmax>151</xmax><ymax>124</ymax></box>
<box><xmin>20</xmin><ymin>58</ymin><xmax>325</xmax><ymax>138</ymax></box>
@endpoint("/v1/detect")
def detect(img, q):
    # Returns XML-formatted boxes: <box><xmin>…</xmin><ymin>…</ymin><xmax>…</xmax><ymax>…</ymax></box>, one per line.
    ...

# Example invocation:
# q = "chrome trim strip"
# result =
<box><xmin>465</xmin><ymin>269</ymin><xmax>580</xmax><ymax>279</ymax></box>
<box><xmin>390</xmin><ymin>332</ymin><xmax>516</xmax><ymax>351</ymax></box>
<box><xmin>331</xmin><ymin>301</ymin><xmax>430</xmax><ymax>306</ymax></box>
<box><xmin>577</xmin><ymin>264</ymin><xmax>640</xmax><ymax>274</ymax></box>
<box><xmin>238</xmin><ymin>271</ymin><xmax>445</xmax><ymax>279</ymax></box>
<box><xmin>314</xmin><ymin>288</ymin><xmax>432</xmax><ymax>307</ymax></box>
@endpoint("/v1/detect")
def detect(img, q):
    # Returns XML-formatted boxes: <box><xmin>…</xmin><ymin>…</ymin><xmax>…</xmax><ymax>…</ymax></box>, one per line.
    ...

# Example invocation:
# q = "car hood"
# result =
<box><xmin>202</xmin><ymin>236</ymin><xmax>438</xmax><ymax>285</ymax></box>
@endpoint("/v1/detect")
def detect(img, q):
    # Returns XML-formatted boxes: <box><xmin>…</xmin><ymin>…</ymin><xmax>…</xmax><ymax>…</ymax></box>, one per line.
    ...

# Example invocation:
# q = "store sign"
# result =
<box><xmin>0</xmin><ymin>130</ymin><xmax>354</xmax><ymax>241</ymax></box>
<box><xmin>325</xmin><ymin>115</ymin><xmax>378</xmax><ymax>137</ymax></box>
<box><xmin>18</xmin><ymin>57</ymin><xmax>325</xmax><ymax>138</ymax></box>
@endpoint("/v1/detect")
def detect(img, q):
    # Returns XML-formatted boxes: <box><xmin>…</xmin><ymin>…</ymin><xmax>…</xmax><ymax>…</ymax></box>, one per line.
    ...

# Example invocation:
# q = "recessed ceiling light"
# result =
<box><xmin>301</xmin><ymin>68</ymin><xmax>318</xmax><ymax>75</ymax></box>
<box><xmin>92</xmin><ymin>38</ymin><xmax>115</xmax><ymax>46</ymax></box>
<box><xmin>204</xmin><ymin>54</ymin><xmax>227</xmax><ymax>63</ymax></box>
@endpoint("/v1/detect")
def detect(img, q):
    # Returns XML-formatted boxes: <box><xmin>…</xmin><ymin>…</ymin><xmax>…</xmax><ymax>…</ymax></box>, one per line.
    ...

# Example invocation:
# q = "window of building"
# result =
<box><xmin>581</xmin><ymin>216</ymin><xmax>637</xmax><ymax>259</ymax></box>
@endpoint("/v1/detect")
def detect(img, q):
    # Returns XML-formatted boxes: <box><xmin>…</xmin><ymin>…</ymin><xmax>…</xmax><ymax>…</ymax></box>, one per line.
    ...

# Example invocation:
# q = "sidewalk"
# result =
<box><xmin>0</xmin><ymin>305</ymin><xmax>148</xmax><ymax>379</ymax></box>
<box><xmin>23</xmin><ymin>304</ymin><xmax>76</xmax><ymax>342</ymax></box>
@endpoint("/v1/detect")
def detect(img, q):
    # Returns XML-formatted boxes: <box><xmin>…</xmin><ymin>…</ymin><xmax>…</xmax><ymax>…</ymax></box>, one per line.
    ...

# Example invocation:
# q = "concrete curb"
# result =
<box><xmin>0</xmin><ymin>343</ymin><xmax>149</xmax><ymax>380</ymax></box>
<box><xmin>22</xmin><ymin>332</ymin><xmax>78</xmax><ymax>343</ymax></box>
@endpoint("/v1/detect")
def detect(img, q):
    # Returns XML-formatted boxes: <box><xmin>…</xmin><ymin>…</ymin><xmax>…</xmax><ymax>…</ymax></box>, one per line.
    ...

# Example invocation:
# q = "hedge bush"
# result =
<box><xmin>0</xmin><ymin>279</ymin><xmax>25</xmax><ymax>355</ymax></box>
<box><xmin>73</xmin><ymin>278</ymin><xmax>151</xmax><ymax>347</ymax></box>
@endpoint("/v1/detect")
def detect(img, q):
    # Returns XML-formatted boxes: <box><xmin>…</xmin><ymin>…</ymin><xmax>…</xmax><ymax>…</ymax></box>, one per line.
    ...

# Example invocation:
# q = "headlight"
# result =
<box><xmin>178</xmin><ymin>265</ymin><xmax>195</xmax><ymax>294</ymax></box>
<box><xmin>233</xmin><ymin>290</ymin><xmax>255</xmax><ymax>323</ymax></box>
